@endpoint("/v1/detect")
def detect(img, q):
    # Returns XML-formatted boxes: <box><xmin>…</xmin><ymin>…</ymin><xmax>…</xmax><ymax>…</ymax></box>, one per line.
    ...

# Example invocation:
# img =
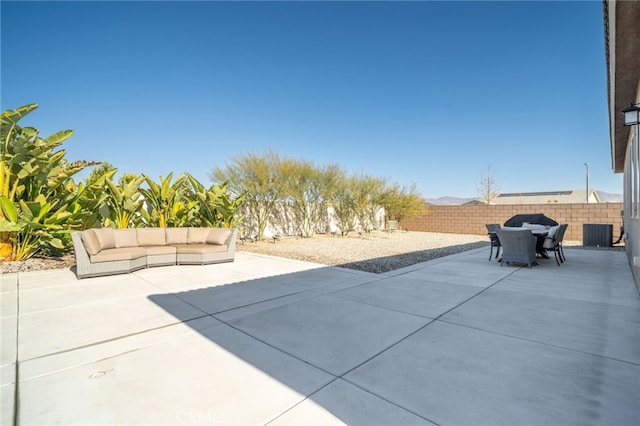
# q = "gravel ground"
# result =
<box><xmin>1</xmin><ymin>254</ymin><xmax>76</xmax><ymax>275</ymax></box>
<box><xmin>0</xmin><ymin>231</ymin><xmax>620</xmax><ymax>275</ymax></box>
<box><xmin>237</xmin><ymin>231</ymin><xmax>490</xmax><ymax>273</ymax></box>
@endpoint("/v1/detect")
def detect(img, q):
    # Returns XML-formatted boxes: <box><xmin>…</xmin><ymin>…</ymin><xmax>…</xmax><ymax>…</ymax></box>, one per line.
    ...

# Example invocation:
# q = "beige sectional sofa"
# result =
<box><xmin>71</xmin><ymin>227</ymin><xmax>237</xmax><ymax>279</ymax></box>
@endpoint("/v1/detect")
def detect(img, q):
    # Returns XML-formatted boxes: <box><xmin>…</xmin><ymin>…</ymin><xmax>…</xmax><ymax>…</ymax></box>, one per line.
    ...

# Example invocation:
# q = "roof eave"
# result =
<box><xmin>605</xmin><ymin>0</ymin><xmax>640</xmax><ymax>173</ymax></box>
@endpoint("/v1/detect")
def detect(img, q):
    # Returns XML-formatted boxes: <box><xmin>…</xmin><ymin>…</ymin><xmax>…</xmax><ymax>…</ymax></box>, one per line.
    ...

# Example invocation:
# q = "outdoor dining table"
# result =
<box><xmin>522</xmin><ymin>226</ymin><xmax>550</xmax><ymax>258</ymax></box>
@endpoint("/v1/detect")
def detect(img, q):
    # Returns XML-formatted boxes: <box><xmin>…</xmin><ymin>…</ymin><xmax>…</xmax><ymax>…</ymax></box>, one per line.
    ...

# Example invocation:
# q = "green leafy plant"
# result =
<box><xmin>102</xmin><ymin>173</ymin><xmax>146</xmax><ymax>229</ymax></box>
<box><xmin>284</xmin><ymin>161</ymin><xmax>340</xmax><ymax>237</ymax></box>
<box><xmin>211</xmin><ymin>150</ymin><xmax>287</xmax><ymax>239</ymax></box>
<box><xmin>187</xmin><ymin>174</ymin><xmax>245</xmax><ymax>228</ymax></box>
<box><xmin>0</xmin><ymin>103</ymin><xmax>100</xmax><ymax>260</ymax></box>
<box><xmin>139</xmin><ymin>173</ymin><xmax>192</xmax><ymax>227</ymax></box>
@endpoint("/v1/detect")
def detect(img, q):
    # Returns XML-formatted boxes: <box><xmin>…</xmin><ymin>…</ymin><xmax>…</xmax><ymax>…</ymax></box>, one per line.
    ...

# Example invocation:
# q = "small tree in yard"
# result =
<box><xmin>328</xmin><ymin>171</ymin><xmax>357</xmax><ymax>236</ymax></box>
<box><xmin>477</xmin><ymin>164</ymin><xmax>500</xmax><ymax>204</ymax></box>
<box><xmin>351</xmin><ymin>173</ymin><xmax>386</xmax><ymax>233</ymax></box>
<box><xmin>381</xmin><ymin>182</ymin><xmax>426</xmax><ymax>227</ymax></box>
<box><xmin>211</xmin><ymin>149</ymin><xmax>289</xmax><ymax>240</ymax></box>
<box><xmin>284</xmin><ymin>160</ymin><xmax>340</xmax><ymax>237</ymax></box>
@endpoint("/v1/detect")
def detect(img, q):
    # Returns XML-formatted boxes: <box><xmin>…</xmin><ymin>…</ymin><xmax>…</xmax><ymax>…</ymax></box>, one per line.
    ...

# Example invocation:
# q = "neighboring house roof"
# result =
<box><xmin>473</xmin><ymin>190</ymin><xmax>601</xmax><ymax>205</ymax></box>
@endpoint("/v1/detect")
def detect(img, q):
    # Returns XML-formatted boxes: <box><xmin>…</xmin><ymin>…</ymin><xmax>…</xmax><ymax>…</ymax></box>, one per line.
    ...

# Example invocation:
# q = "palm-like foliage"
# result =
<box><xmin>102</xmin><ymin>174</ymin><xmax>146</xmax><ymax>229</ymax></box>
<box><xmin>187</xmin><ymin>174</ymin><xmax>245</xmax><ymax>228</ymax></box>
<box><xmin>139</xmin><ymin>173</ymin><xmax>191</xmax><ymax>227</ymax></box>
<box><xmin>0</xmin><ymin>104</ymin><xmax>101</xmax><ymax>260</ymax></box>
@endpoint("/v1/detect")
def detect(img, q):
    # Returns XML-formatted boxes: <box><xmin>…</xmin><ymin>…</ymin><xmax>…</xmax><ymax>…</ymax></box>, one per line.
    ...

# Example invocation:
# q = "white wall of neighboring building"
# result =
<box><xmin>238</xmin><ymin>203</ymin><xmax>387</xmax><ymax>239</ymax></box>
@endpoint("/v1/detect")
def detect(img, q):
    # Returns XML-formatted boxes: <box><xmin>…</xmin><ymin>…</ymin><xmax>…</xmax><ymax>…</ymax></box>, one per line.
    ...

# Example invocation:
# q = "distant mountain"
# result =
<box><xmin>425</xmin><ymin>190</ymin><xmax>623</xmax><ymax>205</ymax></box>
<box><xmin>597</xmin><ymin>191</ymin><xmax>623</xmax><ymax>203</ymax></box>
<box><xmin>424</xmin><ymin>196</ymin><xmax>477</xmax><ymax>205</ymax></box>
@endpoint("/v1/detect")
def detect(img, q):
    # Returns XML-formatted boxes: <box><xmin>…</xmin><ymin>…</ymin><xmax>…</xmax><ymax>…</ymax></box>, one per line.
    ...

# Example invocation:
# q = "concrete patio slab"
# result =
<box><xmin>19</xmin><ymin>316</ymin><xmax>220</xmax><ymax>381</ymax></box>
<box><xmin>441</xmin><ymin>286</ymin><xmax>640</xmax><ymax>363</ymax></box>
<box><xmin>18</xmin><ymin>323</ymin><xmax>334</xmax><ymax>425</ymax></box>
<box><xmin>168</xmin><ymin>276</ymin><xmax>304</xmax><ymax>314</ymax></box>
<box><xmin>228</xmin><ymin>294</ymin><xmax>430</xmax><ymax>376</ymax></box>
<box><xmin>272</xmin><ymin>378</ymin><xmax>435</xmax><ymax>425</ymax></box>
<box><xmin>4</xmin><ymin>248</ymin><xmax>640</xmax><ymax>425</ymax></box>
<box><xmin>213</xmin><ymin>291</ymin><xmax>319</xmax><ymax>322</ymax></box>
<box><xmin>227</xmin><ymin>252</ymin><xmax>327</xmax><ymax>278</ymax></box>
<box><xmin>331</xmin><ymin>275</ymin><xmax>484</xmax><ymax>319</ymax></box>
<box><xmin>493</xmin><ymin>250</ymin><xmax>637</xmax><ymax>306</ymax></box>
<box><xmin>1</xmin><ymin>383</ymin><xmax>14</xmax><ymax>426</ymax></box>
<box><xmin>133</xmin><ymin>263</ymin><xmax>253</xmax><ymax>291</ymax></box>
<box><xmin>17</xmin><ymin>273</ymin><xmax>163</xmax><ymax>314</ymax></box>
<box><xmin>19</xmin><ymin>293</ymin><xmax>207</xmax><ymax>360</ymax></box>
<box><xmin>0</xmin><ymin>291</ymin><xmax>17</xmax><ymax>318</ymax></box>
<box><xmin>274</xmin><ymin>266</ymin><xmax>375</xmax><ymax>291</ymax></box>
<box><xmin>397</xmin><ymin>256</ymin><xmax>516</xmax><ymax>288</ymax></box>
<box><xmin>0</xmin><ymin>315</ymin><xmax>16</xmax><ymax>369</ymax></box>
<box><xmin>0</xmin><ymin>363</ymin><xmax>15</xmax><ymax>387</ymax></box>
<box><xmin>346</xmin><ymin>321</ymin><xmax>640</xmax><ymax>426</ymax></box>
<box><xmin>0</xmin><ymin>273</ymin><xmax>17</xmax><ymax>293</ymax></box>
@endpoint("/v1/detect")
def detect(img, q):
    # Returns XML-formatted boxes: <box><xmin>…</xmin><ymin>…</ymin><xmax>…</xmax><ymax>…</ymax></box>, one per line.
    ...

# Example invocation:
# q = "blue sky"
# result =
<box><xmin>1</xmin><ymin>1</ymin><xmax>621</xmax><ymax>198</ymax></box>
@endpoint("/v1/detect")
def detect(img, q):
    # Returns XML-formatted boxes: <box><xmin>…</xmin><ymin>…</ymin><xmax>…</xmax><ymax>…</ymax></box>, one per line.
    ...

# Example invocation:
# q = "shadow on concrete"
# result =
<box><xmin>147</xmin><ymin>260</ymin><xmax>437</xmax><ymax>424</ymax></box>
<box><xmin>335</xmin><ymin>241</ymin><xmax>487</xmax><ymax>273</ymax></box>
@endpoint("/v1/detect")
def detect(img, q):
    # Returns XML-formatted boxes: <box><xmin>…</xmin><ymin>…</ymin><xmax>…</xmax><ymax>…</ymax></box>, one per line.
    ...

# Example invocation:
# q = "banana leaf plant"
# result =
<box><xmin>0</xmin><ymin>104</ymin><xmax>101</xmax><ymax>260</ymax></box>
<box><xmin>102</xmin><ymin>174</ymin><xmax>146</xmax><ymax>229</ymax></box>
<box><xmin>139</xmin><ymin>173</ymin><xmax>195</xmax><ymax>227</ymax></box>
<box><xmin>186</xmin><ymin>174</ymin><xmax>245</xmax><ymax>228</ymax></box>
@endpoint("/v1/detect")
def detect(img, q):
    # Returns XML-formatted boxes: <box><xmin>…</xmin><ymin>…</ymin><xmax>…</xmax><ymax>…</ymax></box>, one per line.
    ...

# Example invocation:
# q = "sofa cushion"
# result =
<box><xmin>174</xmin><ymin>244</ymin><xmax>228</xmax><ymax>254</ymax></box>
<box><xmin>188</xmin><ymin>227</ymin><xmax>211</xmax><ymax>244</ymax></box>
<box><xmin>114</xmin><ymin>229</ymin><xmax>139</xmax><ymax>248</ymax></box>
<box><xmin>81</xmin><ymin>229</ymin><xmax>102</xmax><ymax>256</ymax></box>
<box><xmin>166</xmin><ymin>227</ymin><xmax>188</xmax><ymax>245</ymax></box>
<box><xmin>137</xmin><ymin>228</ymin><xmax>166</xmax><ymax>246</ymax></box>
<box><xmin>207</xmin><ymin>228</ymin><xmax>232</xmax><ymax>245</ymax></box>
<box><xmin>90</xmin><ymin>247</ymin><xmax>146</xmax><ymax>263</ymax></box>
<box><xmin>93</xmin><ymin>228</ymin><xmax>116</xmax><ymax>250</ymax></box>
<box><xmin>144</xmin><ymin>245</ymin><xmax>177</xmax><ymax>255</ymax></box>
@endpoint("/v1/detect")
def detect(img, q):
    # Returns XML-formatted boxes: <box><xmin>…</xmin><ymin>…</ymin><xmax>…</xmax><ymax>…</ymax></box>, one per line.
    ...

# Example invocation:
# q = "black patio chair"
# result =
<box><xmin>485</xmin><ymin>224</ymin><xmax>502</xmax><ymax>260</ymax></box>
<box><xmin>543</xmin><ymin>224</ymin><xmax>568</xmax><ymax>265</ymax></box>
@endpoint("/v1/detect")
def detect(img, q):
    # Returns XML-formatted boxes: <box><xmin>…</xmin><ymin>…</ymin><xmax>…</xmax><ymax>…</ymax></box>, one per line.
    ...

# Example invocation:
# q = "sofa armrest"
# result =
<box><xmin>225</xmin><ymin>228</ymin><xmax>237</xmax><ymax>254</ymax></box>
<box><xmin>71</xmin><ymin>232</ymin><xmax>92</xmax><ymax>279</ymax></box>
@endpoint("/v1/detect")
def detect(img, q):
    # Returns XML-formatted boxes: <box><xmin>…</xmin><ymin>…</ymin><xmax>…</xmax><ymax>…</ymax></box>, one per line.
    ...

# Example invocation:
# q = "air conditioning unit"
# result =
<box><xmin>583</xmin><ymin>224</ymin><xmax>613</xmax><ymax>247</ymax></box>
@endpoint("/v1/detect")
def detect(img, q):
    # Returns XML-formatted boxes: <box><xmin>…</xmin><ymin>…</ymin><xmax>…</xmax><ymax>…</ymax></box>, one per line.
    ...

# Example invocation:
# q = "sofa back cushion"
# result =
<box><xmin>188</xmin><ymin>227</ymin><xmax>211</xmax><ymax>244</ymax></box>
<box><xmin>81</xmin><ymin>229</ymin><xmax>102</xmax><ymax>255</ymax></box>
<box><xmin>207</xmin><ymin>228</ymin><xmax>232</xmax><ymax>245</ymax></box>
<box><xmin>137</xmin><ymin>228</ymin><xmax>166</xmax><ymax>246</ymax></box>
<box><xmin>114</xmin><ymin>229</ymin><xmax>139</xmax><ymax>248</ymax></box>
<box><xmin>166</xmin><ymin>227</ymin><xmax>188</xmax><ymax>245</ymax></box>
<box><xmin>93</xmin><ymin>228</ymin><xmax>116</xmax><ymax>250</ymax></box>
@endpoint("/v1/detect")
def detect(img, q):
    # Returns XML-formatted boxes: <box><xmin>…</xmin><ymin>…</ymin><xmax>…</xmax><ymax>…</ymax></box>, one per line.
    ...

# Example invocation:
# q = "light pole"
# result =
<box><xmin>584</xmin><ymin>162</ymin><xmax>589</xmax><ymax>203</ymax></box>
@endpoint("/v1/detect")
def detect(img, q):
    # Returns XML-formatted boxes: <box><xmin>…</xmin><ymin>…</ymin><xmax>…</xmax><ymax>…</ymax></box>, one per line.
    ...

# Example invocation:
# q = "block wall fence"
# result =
<box><xmin>402</xmin><ymin>203</ymin><xmax>624</xmax><ymax>243</ymax></box>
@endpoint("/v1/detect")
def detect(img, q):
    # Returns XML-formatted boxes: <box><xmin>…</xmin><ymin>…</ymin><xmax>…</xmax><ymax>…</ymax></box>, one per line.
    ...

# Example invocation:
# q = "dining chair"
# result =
<box><xmin>485</xmin><ymin>224</ymin><xmax>502</xmax><ymax>260</ymax></box>
<box><xmin>556</xmin><ymin>224</ymin><xmax>569</xmax><ymax>262</ymax></box>
<box><xmin>495</xmin><ymin>228</ymin><xmax>537</xmax><ymax>268</ymax></box>
<box><xmin>542</xmin><ymin>223</ymin><xmax>568</xmax><ymax>265</ymax></box>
